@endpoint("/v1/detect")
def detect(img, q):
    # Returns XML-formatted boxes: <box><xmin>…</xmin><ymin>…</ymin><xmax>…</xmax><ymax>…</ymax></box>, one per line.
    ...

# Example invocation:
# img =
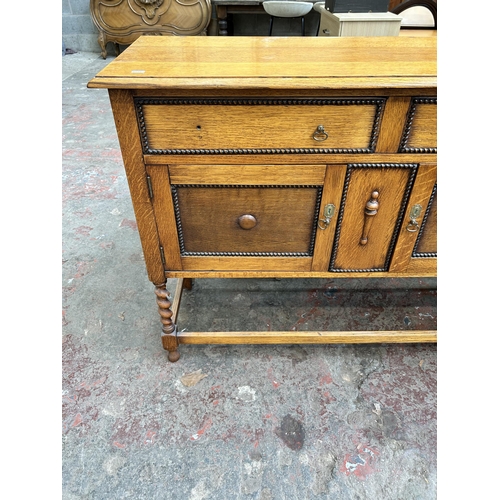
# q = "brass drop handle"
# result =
<box><xmin>360</xmin><ymin>191</ymin><xmax>379</xmax><ymax>245</ymax></box>
<box><xmin>406</xmin><ymin>204</ymin><xmax>422</xmax><ymax>232</ymax></box>
<box><xmin>406</xmin><ymin>220</ymin><xmax>419</xmax><ymax>232</ymax></box>
<box><xmin>313</xmin><ymin>125</ymin><xmax>329</xmax><ymax>142</ymax></box>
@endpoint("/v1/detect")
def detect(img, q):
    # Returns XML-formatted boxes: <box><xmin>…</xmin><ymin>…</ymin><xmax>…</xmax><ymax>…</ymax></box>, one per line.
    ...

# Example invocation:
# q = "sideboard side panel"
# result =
<box><xmin>146</xmin><ymin>165</ymin><xmax>183</xmax><ymax>271</ymax></box>
<box><xmin>108</xmin><ymin>89</ymin><xmax>166</xmax><ymax>285</ymax></box>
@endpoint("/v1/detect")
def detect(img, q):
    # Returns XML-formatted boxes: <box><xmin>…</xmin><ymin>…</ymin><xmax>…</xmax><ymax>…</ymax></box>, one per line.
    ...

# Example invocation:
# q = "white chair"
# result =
<box><xmin>263</xmin><ymin>1</ymin><xmax>314</xmax><ymax>36</ymax></box>
<box><xmin>313</xmin><ymin>1</ymin><xmax>325</xmax><ymax>36</ymax></box>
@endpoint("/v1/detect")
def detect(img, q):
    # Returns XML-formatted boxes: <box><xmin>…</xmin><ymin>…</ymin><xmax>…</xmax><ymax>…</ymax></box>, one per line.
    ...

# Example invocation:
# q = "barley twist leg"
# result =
<box><xmin>155</xmin><ymin>284</ymin><xmax>180</xmax><ymax>362</ymax></box>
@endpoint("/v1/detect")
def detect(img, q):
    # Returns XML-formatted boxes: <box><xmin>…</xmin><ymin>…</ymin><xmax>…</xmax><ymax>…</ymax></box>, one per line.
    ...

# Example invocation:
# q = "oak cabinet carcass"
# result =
<box><xmin>88</xmin><ymin>36</ymin><xmax>437</xmax><ymax>361</ymax></box>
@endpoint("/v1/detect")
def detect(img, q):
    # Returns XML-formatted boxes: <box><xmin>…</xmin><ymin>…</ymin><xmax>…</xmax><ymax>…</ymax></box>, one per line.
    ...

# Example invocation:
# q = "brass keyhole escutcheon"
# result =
<box><xmin>318</xmin><ymin>203</ymin><xmax>335</xmax><ymax>230</ymax></box>
<box><xmin>238</xmin><ymin>214</ymin><xmax>257</xmax><ymax>230</ymax></box>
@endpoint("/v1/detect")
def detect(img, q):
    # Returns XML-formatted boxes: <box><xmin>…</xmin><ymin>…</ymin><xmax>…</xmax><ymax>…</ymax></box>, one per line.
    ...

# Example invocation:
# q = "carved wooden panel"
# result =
<box><xmin>90</xmin><ymin>0</ymin><xmax>211</xmax><ymax>59</ymax></box>
<box><xmin>171</xmin><ymin>184</ymin><xmax>323</xmax><ymax>256</ymax></box>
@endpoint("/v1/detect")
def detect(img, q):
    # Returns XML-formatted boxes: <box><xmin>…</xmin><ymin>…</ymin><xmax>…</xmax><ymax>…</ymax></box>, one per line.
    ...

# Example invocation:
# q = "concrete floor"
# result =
<box><xmin>62</xmin><ymin>50</ymin><xmax>437</xmax><ymax>499</ymax></box>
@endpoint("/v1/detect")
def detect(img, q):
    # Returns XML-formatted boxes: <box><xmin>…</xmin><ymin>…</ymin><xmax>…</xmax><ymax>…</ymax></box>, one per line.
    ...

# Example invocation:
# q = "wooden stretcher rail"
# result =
<box><xmin>177</xmin><ymin>330</ymin><xmax>437</xmax><ymax>344</ymax></box>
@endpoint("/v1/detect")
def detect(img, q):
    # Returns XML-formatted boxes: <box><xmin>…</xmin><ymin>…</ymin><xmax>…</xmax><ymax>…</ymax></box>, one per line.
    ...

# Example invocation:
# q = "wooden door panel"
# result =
<box><xmin>329</xmin><ymin>163</ymin><xmax>418</xmax><ymax>272</ymax></box>
<box><xmin>390</xmin><ymin>164</ymin><xmax>436</xmax><ymax>273</ymax></box>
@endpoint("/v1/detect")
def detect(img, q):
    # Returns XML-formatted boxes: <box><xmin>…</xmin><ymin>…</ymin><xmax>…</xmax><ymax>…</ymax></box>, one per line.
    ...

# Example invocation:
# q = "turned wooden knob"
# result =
<box><xmin>238</xmin><ymin>214</ymin><xmax>257</xmax><ymax>230</ymax></box>
<box><xmin>364</xmin><ymin>191</ymin><xmax>379</xmax><ymax>214</ymax></box>
<box><xmin>360</xmin><ymin>191</ymin><xmax>380</xmax><ymax>246</ymax></box>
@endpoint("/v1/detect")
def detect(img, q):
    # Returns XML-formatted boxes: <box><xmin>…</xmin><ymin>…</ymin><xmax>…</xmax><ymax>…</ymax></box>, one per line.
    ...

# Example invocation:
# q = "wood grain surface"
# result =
<box><xmin>141</xmin><ymin>102</ymin><xmax>377</xmax><ymax>150</ymax></box>
<box><xmin>177</xmin><ymin>330</ymin><xmax>437</xmax><ymax>344</ymax></box>
<box><xmin>88</xmin><ymin>36</ymin><xmax>437</xmax><ymax>90</ymax></box>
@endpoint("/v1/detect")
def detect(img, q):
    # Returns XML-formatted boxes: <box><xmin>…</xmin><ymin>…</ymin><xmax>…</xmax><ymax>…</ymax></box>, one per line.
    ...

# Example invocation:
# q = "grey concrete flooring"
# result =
<box><xmin>62</xmin><ymin>50</ymin><xmax>438</xmax><ymax>499</ymax></box>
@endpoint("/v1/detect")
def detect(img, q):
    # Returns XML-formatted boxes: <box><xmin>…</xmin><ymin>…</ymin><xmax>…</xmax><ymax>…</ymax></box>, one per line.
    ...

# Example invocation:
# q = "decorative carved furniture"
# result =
<box><xmin>90</xmin><ymin>0</ymin><xmax>212</xmax><ymax>59</ymax></box>
<box><xmin>88</xmin><ymin>36</ymin><xmax>437</xmax><ymax>362</ymax></box>
<box><xmin>317</xmin><ymin>8</ymin><xmax>402</xmax><ymax>37</ymax></box>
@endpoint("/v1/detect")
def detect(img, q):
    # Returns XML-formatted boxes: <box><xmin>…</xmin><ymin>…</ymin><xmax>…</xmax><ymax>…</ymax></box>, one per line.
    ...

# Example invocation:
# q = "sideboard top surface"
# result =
<box><xmin>88</xmin><ymin>36</ymin><xmax>437</xmax><ymax>91</ymax></box>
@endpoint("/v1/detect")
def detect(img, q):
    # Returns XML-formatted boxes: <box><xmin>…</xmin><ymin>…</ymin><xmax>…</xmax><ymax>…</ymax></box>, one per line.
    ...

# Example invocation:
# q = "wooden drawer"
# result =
<box><xmin>399</xmin><ymin>97</ymin><xmax>437</xmax><ymax>153</ymax></box>
<box><xmin>134</xmin><ymin>97</ymin><xmax>386</xmax><ymax>154</ymax></box>
<box><xmin>147</xmin><ymin>164</ymin><xmax>331</xmax><ymax>272</ymax></box>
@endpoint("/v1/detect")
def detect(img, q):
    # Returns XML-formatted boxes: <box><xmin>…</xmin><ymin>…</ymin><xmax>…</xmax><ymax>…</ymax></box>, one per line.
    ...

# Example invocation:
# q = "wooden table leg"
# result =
<box><xmin>97</xmin><ymin>31</ymin><xmax>108</xmax><ymax>59</ymax></box>
<box><xmin>155</xmin><ymin>283</ymin><xmax>180</xmax><ymax>362</ymax></box>
<box><xmin>216</xmin><ymin>6</ymin><xmax>228</xmax><ymax>35</ymax></box>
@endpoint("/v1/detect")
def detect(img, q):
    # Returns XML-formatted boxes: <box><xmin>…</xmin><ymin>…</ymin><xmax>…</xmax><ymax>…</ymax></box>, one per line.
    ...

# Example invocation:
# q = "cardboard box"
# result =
<box><xmin>318</xmin><ymin>10</ymin><xmax>402</xmax><ymax>37</ymax></box>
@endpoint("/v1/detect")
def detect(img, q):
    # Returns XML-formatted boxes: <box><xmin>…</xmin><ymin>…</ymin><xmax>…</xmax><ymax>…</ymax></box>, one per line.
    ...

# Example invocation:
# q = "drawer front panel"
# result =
<box><xmin>135</xmin><ymin>98</ymin><xmax>385</xmax><ymax>154</ymax></box>
<box><xmin>172</xmin><ymin>185</ymin><xmax>322</xmax><ymax>256</ymax></box>
<box><xmin>330</xmin><ymin>163</ymin><xmax>418</xmax><ymax>272</ymax></box>
<box><xmin>399</xmin><ymin>97</ymin><xmax>437</xmax><ymax>153</ymax></box>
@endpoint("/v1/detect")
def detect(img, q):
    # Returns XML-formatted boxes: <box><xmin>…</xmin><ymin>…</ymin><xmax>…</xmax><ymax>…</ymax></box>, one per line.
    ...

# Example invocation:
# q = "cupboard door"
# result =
<box><xmin>390</xmin><ymin>164</ymin><xmax>437</xmax><ymax>274</ymax></box>
<box><xmin>329</xmin><ymin>163</ymin><xmax>418</xmax><ymax>272</ymax></box>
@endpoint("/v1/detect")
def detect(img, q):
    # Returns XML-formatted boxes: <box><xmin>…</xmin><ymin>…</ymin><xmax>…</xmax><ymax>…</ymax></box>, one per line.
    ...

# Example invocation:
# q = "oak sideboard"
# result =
<box><xmin>88</xmin><ymin>36</ymin><xmax>437</xmax><ymax>362</ymax></box>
